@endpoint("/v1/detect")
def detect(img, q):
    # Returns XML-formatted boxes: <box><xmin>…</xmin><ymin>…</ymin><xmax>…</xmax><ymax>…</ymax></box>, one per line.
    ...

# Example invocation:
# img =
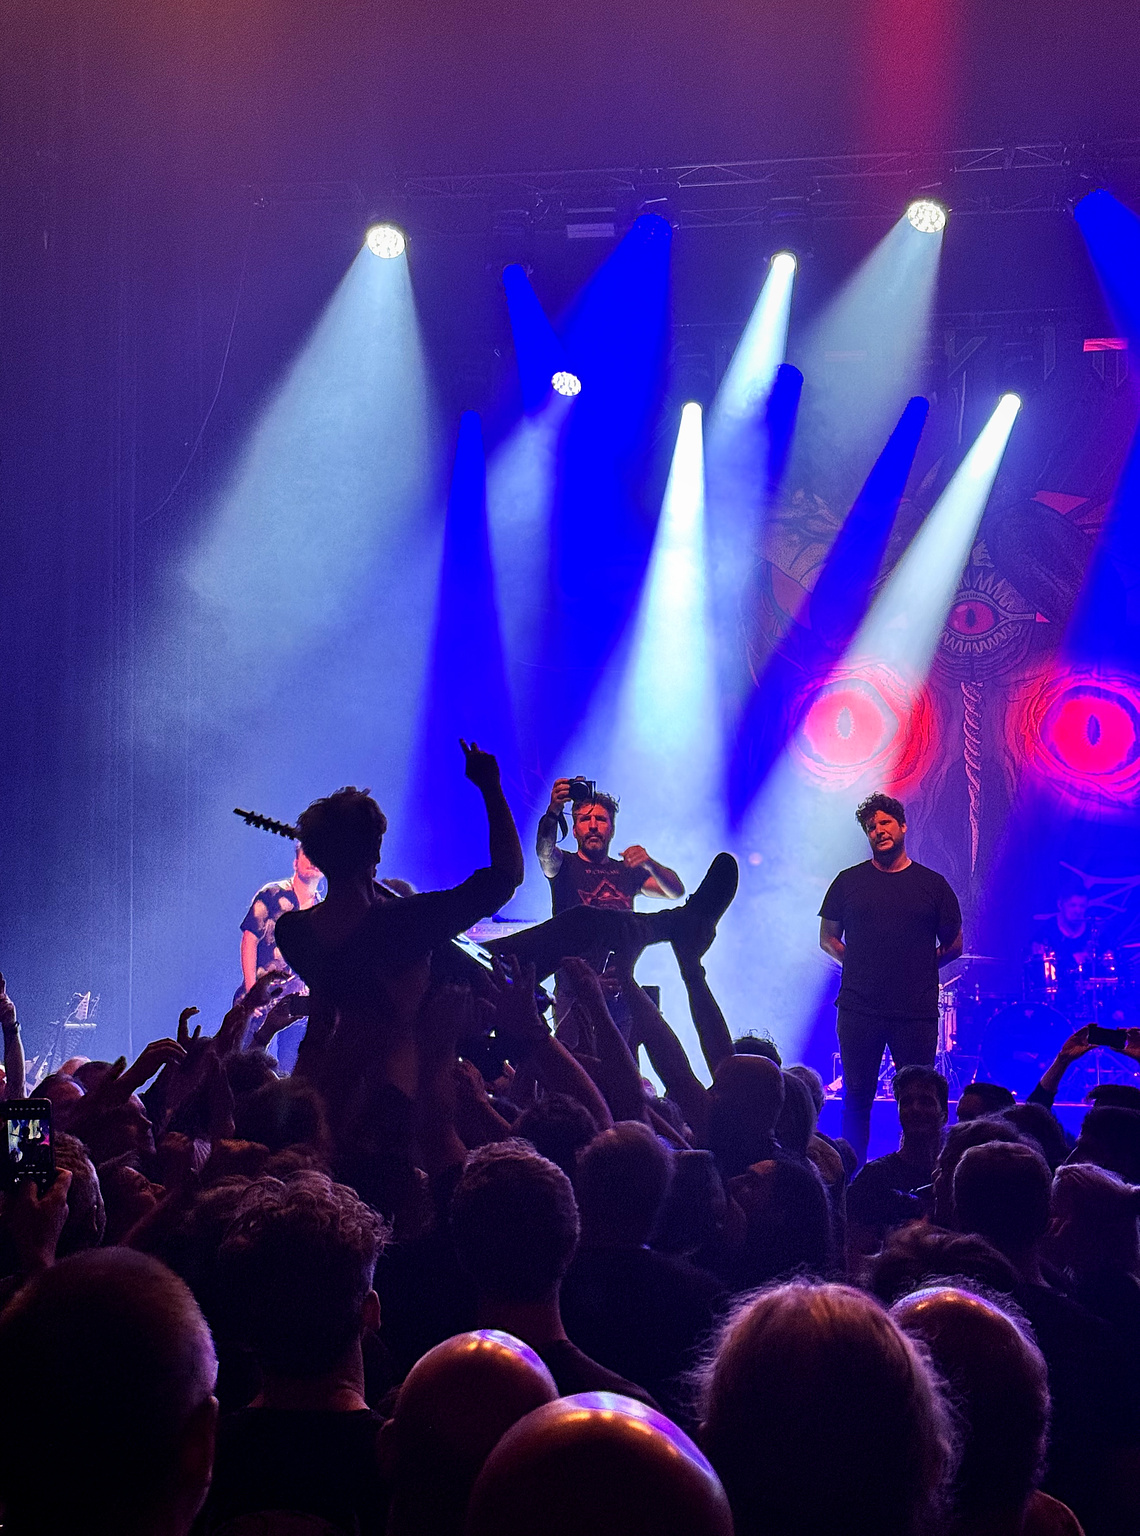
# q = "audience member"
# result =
<box><xmin>931</xmin><ymin>1115</ymin><xmax>1025</xmax><ymax>1228</ymax></box>
<box><xmin>954</xmin><ymin>1138</ymin><xmax>1140</xmax><ymax>1533</ymax></box>
<box><xmin>513</xmin><ymin>1091</ymin><xmax>598</xmax><ymax>1179</ymax></box>
<box><xmin>847</xmin><ymin>1065</ymin><xmax>947</xmax><ymax>1248</ymax></box>
<box><xmin>380</xmin><ymin>1330</ymin><xmax>558</xmax><ymax>1535</ymax></box>
<box><xmin>1003</xmin><ymin>1101</ymin><xmax>1072</xmax><ymax>1171</ymax></box>
<box><xmin>956</xmin><ymin>1080</ymin><xmax>1017</xmax><ymax>1120</ymax></box>
<box><xmin>1050</xmin><ymin>1160</ymin><xmax>1140</xmax><ymax>1345</ymax></box>
<box><xmin>0</xmin><ymin>1249</ymin><xmax>218</xmax><ymax>1536</ymax></box>
<box><xmin>1067</xmin><ymin>1104</ymin><xmax>1140</xmax><ymax>1183</ymax></box>
<box><xmin>866</xmin><ymin>1221</ymin><xmax>1021</xmax><ymax>1305</ymax></box>
<box><xmin>449</xmin><ymin>1139</ymin><xmax>657</xmax><ymax>1403</ymax></box>
<box><xmin>560</xmin><ymin>1122</ymin><xmax>724</xmax><ymax>1425</ymax></box>
<box><xmin>698</xmin><ymin>1281</ymin><xmax>956</xmax><ymax>1536</ymax></box>
<box><xmin>202</xmin><ymin>1172</ymin><xmax>391</xmax><ymax>1534</ymax></box>
<box><xmin>465</xmin><ymin>1393</ymin><xmax>734</xmax><ymax>1536</ymax></box>
<box><xmin>893</xmin><ymin>1286</ymin><xmax>1081</xmax><ymax>1536</ymax></box>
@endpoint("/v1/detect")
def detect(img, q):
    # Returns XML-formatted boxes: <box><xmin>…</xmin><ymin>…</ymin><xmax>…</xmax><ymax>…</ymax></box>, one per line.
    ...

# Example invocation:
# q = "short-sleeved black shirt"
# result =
<box><xmin>549</xmin><ymin>852</ymin><xmax>649</xmax><ymax>915</ymax></box>
<box><xmin>819</xmin><ymin>860</ymin><xmax>961</xmax><ymax>1020</ymax></box>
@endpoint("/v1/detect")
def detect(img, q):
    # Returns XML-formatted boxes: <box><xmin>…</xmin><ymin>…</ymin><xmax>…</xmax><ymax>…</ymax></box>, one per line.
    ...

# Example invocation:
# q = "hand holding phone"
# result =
<box><xmin>3</xmin><ymin>1099</ymin><xmax>55</xmax><ymax>1195</ymax></box>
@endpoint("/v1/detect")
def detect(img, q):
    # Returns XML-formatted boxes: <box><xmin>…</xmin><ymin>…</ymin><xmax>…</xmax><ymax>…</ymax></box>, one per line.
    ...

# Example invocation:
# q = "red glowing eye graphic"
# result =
<box><xmin>1020</xmin><ymin>670</ymin><xmax>1140</xmax><ymax>812</ymax></box>
<box><xmin>791</xmin><ymin>663</ymin><xmax>938</xmax><ymax>792</ymax></box>
<box><xmin>1045</xmin><ymin>692</ymin><xmax>1139</xmax><ymax>775</ymax></box>
<box><xmin>799</xmin><ymin>682</ymin><xmax>899</xmax><ymax>769</ymax></box>
<box><xmin>948</xmin><ymin>600</ymin><xmax>997</xmax><ymax>635</ymax></box>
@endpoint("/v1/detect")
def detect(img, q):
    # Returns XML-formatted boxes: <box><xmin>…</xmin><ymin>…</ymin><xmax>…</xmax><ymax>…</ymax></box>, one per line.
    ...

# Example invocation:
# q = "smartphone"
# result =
<box><xmin>1087</xmin><ymin>1024</ymin><xmax>1129</xmax><ymax>1051</ymax></box>
<box><xmin>3</xmin><ymin>1099</ymin><xmax>55</xmax><ymax>1194</ymax></box>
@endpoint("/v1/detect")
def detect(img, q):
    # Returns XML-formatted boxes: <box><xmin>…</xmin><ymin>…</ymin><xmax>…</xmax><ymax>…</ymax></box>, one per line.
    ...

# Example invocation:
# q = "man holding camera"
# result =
<box><xmin>536</xmin><ymin>778</ymin><xmax>684</xmax><ymax>915</ymax></box>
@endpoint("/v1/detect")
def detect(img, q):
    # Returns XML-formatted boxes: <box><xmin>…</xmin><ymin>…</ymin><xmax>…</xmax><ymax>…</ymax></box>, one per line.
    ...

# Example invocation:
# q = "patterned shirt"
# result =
<box><xmin>240</xmin><ymin>880</ymin><xmax>323</xmax><ymax>987</ymax></box>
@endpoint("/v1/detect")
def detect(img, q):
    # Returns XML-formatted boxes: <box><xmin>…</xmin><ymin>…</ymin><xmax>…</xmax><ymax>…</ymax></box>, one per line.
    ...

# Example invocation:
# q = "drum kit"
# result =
<box><xmin>939</xmin><ymin>927</ymin><xmax>1140</xmax><ymax>1098</ymax></box>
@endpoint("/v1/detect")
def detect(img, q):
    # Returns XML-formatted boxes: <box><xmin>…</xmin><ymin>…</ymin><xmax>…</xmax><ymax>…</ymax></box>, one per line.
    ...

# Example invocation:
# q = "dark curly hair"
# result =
<box><xmin>296</xmin><ymin>786</ymin><xmax>388</xmax><ymax>877</ymax></box>
<box><xmin>570</xmin><ymin>790</ymin><xmax>619</xmax><ymax>824</ymax></box>
<box><xmin>856</xmin><ymin>792</ymin><xmax>906</xmax><ymax>831</ymax></box>
<box><xmin>220</xmin><ymin>1172</ymin><xmax>389</xmax><ymax>1376</ymax></box>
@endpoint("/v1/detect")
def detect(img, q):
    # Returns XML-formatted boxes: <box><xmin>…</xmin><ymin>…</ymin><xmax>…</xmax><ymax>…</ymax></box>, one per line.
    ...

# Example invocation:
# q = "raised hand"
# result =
<box><xmin>1</xmin><ymin>1168</ymin><xmax>73</xmax><ymax>1276</ymax></box>
<box><xmin>1060</xmin><ymin>1025</ymin><xmax>1094</xmax><ymax>1060</ymax></box>
<box><xmin>460</xmin><ymin>738</ymin><xmax>501</xmax><ymax>794</ymax></box>
<box><xmin>253</xmin><ymin>992</ymin><xmax>310</xmax><ymax>1049</ymax></box>
<box><xmin>487</xmin><ymin>956</ymin><xmax>549</xmax><ymax>1052</ymax></box>
<box><xmin>243</xmin><ymin>968</ymin><xmax>290</xmax><ymax>1013</ymax></box>
<box><xmin>0</xmin><ymin>972</ymin><xmax>17</xmax><ymax>1034</ymax></box>
<box><xmin>547</xmin><ymin>778</ymin><xmax>572</xmax><ymax>814</ymax></box>
<box><xmin>120</xmin><ymin>1037</ymin><xmax>187</xmax><ymax>1096</ymax></box>
<box><xmin>620</xmin><ymin>845</ymin><xmax>651</xmax><ymax>869</ymax></box>
<box><xmin>177</xmin><ymin>1007</ymin><xmax>202</xmax><ymax>1049</ymax></box>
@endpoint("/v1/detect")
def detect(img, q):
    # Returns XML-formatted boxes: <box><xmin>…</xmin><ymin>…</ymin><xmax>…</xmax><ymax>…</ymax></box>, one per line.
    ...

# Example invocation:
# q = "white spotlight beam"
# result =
<box><xmin>725</xmin><ymin>394</ymin><xmax>1022</xmax><ymax>1062</ymax></box>
<box><xmin>850</xmin><ymin>393</ymin><xmax>1022</xmax><ymax>679</ymax></box>
<box><xmin>713</xmin><ymin>252</ymin><xmax>797</xmax><ymax>423</ymax></box>
<box><xmin>707</xmin><ymin>252</ymin><xmax>798</xmax><ymax>710</ymax></box>
<box><xmin>556</xmin><ymin>404</ymin><xmax>720</xmax><ymax>1081</ymax></box>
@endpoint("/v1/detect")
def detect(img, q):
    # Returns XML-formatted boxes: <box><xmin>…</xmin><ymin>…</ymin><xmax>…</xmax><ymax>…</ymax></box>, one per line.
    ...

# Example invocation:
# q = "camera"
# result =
<box><xmin>567</xmin><ymin>776</ymin><xmax>597</xmax><ymax>803</ymax></box>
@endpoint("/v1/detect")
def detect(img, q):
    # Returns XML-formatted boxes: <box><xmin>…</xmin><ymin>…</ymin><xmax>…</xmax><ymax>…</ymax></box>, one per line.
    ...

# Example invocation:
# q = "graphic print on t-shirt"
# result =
<box><xmin>550</xmin><ymin>854</ymin><xmax>649</xmax><ymax>915</ymax></box>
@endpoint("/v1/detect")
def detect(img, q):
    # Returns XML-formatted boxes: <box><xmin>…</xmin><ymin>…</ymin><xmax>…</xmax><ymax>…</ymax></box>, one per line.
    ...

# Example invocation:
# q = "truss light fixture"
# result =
<box><xmin>906</xmin><ymin>199</ymin><xmax>947</xmax><ymax>234</ymax></box>
<box><xmin>551</xmin><ymin>369</ymin><xmax>582</xmax><ymax>397</ymax></box>
<box><xmin>365</xmin><ymin>223</ymin><xmax>407</xmax><ymax>258</ymax></box>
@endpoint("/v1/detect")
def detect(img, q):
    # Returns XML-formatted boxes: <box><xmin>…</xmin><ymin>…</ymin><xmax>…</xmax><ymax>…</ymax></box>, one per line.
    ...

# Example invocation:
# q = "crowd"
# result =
<box><xmin>3</xmin><ymin>747</ymin><xmax>1140</xmax><ymax>1536</ymax></box>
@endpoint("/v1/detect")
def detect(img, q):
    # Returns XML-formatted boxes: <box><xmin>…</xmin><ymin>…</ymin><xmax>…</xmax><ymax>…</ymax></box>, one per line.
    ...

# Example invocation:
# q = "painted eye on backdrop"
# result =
<box><xmin>1042</xmin><ymin>687</ymin><xmax>1140</xmax><ymax>777</ymax></box>
<box><xmin>798</xmin><ymin>679</ymin><xmax>899</xmax><ymax>771</ymax></box>
<box><xmin>1020</xmin><ymin>670</ymin><xmax>1140</xmax><ymax>811</ymax></box>
<box><xmin>790</xmin><ymin>662</ymin><xmax>938</xmax><ymax>792</ymax></box>
<box><xmin>947</xmin><ymin>599</ymin><xmax>997</xmax><ymax>636</ymax></box>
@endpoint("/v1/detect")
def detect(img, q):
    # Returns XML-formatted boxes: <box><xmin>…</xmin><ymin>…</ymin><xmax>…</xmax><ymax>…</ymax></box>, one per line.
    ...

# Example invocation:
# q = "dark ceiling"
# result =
<box><xmin>3</xmin><ymin>0</ymin><xmax>1139</xmax><ymax>185</ymax></box>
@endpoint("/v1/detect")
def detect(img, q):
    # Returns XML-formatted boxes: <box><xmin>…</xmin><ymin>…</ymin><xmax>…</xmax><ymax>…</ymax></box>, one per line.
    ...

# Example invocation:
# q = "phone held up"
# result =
<box><xmin>1087</xmin><ymin>1024</ymin><xmax>1129</xmax><ymax>1051</ymax></box>
<box><xmin>2</xmin><ymin>1099</ymin><xmax>56</xmax><ymax>1195</ymax></box>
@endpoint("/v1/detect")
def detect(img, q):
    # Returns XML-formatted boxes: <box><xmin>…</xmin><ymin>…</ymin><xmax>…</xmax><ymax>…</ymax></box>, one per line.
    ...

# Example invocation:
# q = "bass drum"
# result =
<box><xmin>980</xmin><ymin>1003</ymin><xmax>1071</xmax><ymax>1099</ymax></box>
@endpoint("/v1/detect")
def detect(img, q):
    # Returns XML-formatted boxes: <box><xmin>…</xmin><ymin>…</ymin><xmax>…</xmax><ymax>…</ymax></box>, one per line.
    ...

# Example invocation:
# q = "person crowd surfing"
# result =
<box><xmin>1</xmin><ymin>745</ymin><xmax>1137</xmax><ymax>1536</ymax></box>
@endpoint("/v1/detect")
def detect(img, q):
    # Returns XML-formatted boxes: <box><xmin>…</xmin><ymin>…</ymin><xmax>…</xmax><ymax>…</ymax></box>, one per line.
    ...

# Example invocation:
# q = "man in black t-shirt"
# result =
<box><xmin>819</xmin><ymin>791</ymin><xmax>962</xmax><ymax>1163</ymax></box>
<box><xmin>536</xmin><ymin>778</ymin><xmax>684</xmax><ymax>915</ymax></box>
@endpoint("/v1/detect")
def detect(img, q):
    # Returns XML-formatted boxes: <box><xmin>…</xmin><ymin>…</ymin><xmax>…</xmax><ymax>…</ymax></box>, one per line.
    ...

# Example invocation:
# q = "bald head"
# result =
<box><xmin>385</xmin><ymin>1331</ymin><xmax>557</xmax><ymax>1535</ymax></box>
<box><xmin>465</xmin><ymin>1392</ymin><xmax>733</xmax><ymax>1536</ymax></box>
<box><xmin>0</xmin><ymin>1249</ymin><xmax>217</xmax><ymax>1536</ymax></box>
<box><xmin>893</xmin><ymin>1287</ymin><xmax>1047</xmax><ymax>1521</ymax></box>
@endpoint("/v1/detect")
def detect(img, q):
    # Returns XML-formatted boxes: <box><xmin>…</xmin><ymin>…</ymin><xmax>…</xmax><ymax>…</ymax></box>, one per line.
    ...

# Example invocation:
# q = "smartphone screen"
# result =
<box><xmin>3</xmin><ymin>1100</ymin><xmax>55</xmax><ymax>1193</ymax></box>
<box><xmin>1087</xmin><ymin>1025</ymin><xmax>1129</xmax><ymax>1050</ymax></box>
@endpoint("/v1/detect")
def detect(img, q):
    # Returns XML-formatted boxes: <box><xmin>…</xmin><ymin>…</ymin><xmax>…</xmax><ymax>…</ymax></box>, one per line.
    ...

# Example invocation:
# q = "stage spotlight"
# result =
<box><xmin>365</xmin><ymin>223</ymin><xmax>406</xmax><ymax>258</ymax></box>
<box><xmin>551</xmin><ymin>369</ymin><xmax>582</xmax><ymax>397</ymax></box>
<box><xmin>906</xmin><ymin>199</ymin><xmax>947</xmax><ymax>234</ymax></box>
<box><xmin>771</xmin><ymin>250</ymin><xmax>798</xmax><ymax>276</ymax></box>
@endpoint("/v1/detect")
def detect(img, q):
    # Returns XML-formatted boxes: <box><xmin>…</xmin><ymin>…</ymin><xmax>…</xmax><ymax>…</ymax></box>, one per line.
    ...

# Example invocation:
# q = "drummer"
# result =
<box><xmin>1030</xmin><ymin>874</ymin><xmax>1094</xmax><ymax>988</ymax></box>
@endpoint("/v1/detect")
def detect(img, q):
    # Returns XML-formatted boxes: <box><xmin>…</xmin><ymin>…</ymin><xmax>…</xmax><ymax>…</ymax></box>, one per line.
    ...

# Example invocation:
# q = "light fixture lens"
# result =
<box><xmin>551</xmin><ymin>370</ymin><xmax>582</xmax><ymax>397</ymax></box>
<box><xmin>906</xmin><ymin>199</ymin><xmax>947</xmax><ymax>234</ymax></box>
<box><xmin>771</xmin><ymin>250</ymin><xmax>798</xmax><ymax>274</ymax></box>
<box><xmin>365</xmin><ymin>223</ymin><xmax>406</xmax><ymax>258</ymax></box>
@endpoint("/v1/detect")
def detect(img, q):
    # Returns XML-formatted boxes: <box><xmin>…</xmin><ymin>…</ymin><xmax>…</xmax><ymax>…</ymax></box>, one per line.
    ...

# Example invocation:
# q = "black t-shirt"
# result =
<box><xmin>549</xmin><ymin>852</ymin><xmax>649</xmax><ymax>916</ymax></box>
<box><xmin>819</xmin><ymin>860</ymin><xmax>961</xmax><ymax>1020</ymax></box>
<box><xmin>846</xmin><ymin>1150</ymin><xmax>934</xmax><ymax>1228</ymax></box>
<box><xmin>200</xmin><ymin>1407</ymin><xmax>389</xmax><ymax>1535</ymax></box>
<box><xmin>560</xmin><ymin>1245</ymin><xmax>725</xmax><ymax>1428</ymax></box>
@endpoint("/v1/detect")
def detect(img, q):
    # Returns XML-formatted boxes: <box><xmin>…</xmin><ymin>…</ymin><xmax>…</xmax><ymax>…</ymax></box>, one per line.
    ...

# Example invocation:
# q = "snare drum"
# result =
<box><xmin>1023</xmin><ymin>950</ymin><xmax>1059</xmax><ymax>1004</ymax></box>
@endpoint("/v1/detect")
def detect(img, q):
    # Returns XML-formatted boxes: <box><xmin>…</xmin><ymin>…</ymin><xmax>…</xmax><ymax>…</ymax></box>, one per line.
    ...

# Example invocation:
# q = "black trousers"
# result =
<box><xmin>837</xmin><ymin>1008</ymin><xmax>938</xmax><ymax>1165</ymax></box>
<box><xmin>483</xmin><ymin>904</ymin><xmax>675</xmax><ymax>982</ymax></box>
